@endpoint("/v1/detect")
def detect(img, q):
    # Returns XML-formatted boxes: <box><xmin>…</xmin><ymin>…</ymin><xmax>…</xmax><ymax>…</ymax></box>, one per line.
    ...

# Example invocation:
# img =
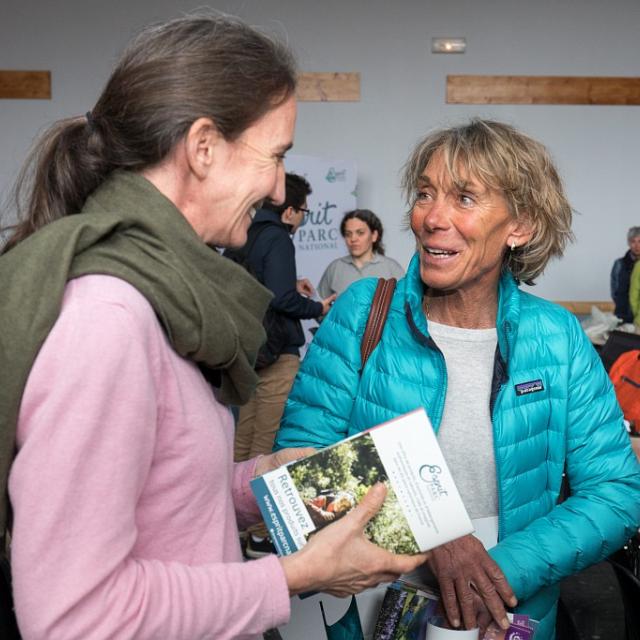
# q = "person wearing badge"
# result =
<box><xmin>275</xmin><ymin>119</ymin><xmax>640</xmax><ymax>639</ymax></box>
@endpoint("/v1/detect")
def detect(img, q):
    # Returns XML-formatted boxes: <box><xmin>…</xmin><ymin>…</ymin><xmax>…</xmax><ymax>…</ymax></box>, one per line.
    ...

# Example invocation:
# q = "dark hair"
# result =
<box><xmin>264</xmin><ymin>173</ymin><xmax>312</xmax><ymax>215</ymax></box>
<box><xmin>2</xmin><ymin>14</ymin><xmax>297</xmax><ymax>252</ymax></box>
<box><xmin>401</xmin><ymin>119</ymin><xmax>573</xmax><ymax>284</ymax></box>
<box><xmin>339</xmin><ymin>209</ymin><xmax>386</xmax><ymax>255</ymax></box>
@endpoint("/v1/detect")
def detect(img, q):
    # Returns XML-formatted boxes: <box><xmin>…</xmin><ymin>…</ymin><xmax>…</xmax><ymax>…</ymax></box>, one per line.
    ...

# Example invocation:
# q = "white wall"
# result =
<box><xmin>2</xmin><ymin>0</ymin><xmax>639</xmax><ymax>300</ymax></box>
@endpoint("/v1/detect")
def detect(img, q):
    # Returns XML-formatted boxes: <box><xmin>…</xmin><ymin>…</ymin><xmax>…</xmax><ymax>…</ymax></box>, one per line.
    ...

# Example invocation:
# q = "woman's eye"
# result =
<box><xmin>459</xmin><ymin>193</ymin><xmax>475</xmax><ymax>206</ymax></box>
<box><xmin>416</xmin><ymin>191</ymin><xmax>430</xmax><ymax>202</ymax></box>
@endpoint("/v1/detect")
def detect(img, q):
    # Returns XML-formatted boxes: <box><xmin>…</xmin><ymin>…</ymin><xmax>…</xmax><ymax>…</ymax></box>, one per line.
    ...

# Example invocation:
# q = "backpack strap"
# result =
<box><xmin>360</xmin><ymin>278</ymin><xmax>397</xmax><ymax>369</ymax></box>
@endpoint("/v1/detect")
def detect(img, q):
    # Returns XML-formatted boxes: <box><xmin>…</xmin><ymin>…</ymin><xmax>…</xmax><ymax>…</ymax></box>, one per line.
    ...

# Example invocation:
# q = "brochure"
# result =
<box><xmin>373</xmin><ymin>581</ymin><xmax>538</xmax><ymax>640</ymax></box>
<box><xmin>251</xmin><ymin>408</ymin><xmax>474</xmax><ymax>556</ymax></box>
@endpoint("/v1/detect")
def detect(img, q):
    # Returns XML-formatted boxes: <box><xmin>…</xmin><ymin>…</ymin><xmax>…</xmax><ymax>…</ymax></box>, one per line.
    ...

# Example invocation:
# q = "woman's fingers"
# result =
<box><xmin>429</xmin><ymin>535</ymin><xmax>517</xmax><ymax>630</ymax></box>
<box><xmin>438</xmin><ymin>575</ymin><xmax>462</xmax><ymax>628</ymax></box>
<box><xmin>455</xmin><ymin>575</ymin><xmax>477</xmax><ymax>630</ymax></box>
<box><xmin>253</xmin><ymin>447</ymin><xmax>316</xmax><ymax>476</ymax></box>
<box><xmin>282</xmin><ymin>482</ymin><xmax>429</xmax><ymax>596</ymax></box>
<box><xmin>486</xmin><ymin>563</ymin><xmax>518</xmax><ymax>607</ymax></box>
<box><xmin>471</xmin><ymin>570</ymin><xmax>511</xmax><ymax>629</ymax></box>
<box><xmin>347</xmin><ymin>482</ymin><xmax>387</xmax><ymax>526</ymax></box>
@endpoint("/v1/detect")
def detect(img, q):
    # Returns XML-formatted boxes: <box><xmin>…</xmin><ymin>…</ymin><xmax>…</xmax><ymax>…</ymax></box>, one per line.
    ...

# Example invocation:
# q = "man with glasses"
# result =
<box><xmin>229</xmin><ymin>173</ymin><xmax>335</xmax><ymax>557</ymax></box>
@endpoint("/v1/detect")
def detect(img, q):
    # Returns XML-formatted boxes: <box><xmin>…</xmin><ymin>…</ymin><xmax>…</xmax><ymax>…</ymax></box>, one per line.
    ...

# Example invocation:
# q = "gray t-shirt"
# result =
<box><xmin>317</xmin><ymin>254</ymin><xmax>405</xmax><ymax>298</ymax></box>
<box><xmin>428</xmin><ymin>320</ymin><xmax>499</xmax><ymax>520</ymax></box>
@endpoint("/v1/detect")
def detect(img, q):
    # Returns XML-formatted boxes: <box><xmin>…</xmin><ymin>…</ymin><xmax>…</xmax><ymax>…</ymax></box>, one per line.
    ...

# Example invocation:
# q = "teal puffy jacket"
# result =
<box><xmin>275</xmin><ymin>253</ymin><xmax>640</xmax><ymax>639</ymax></box>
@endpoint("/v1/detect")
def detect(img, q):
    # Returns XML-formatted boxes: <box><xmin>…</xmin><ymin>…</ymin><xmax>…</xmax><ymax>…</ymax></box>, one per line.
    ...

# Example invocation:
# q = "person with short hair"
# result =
<box><xmin>611</xmin><ymin>226</ymin><xmax>640</xmax><ymax>323</ymax></box>
<box><xmin>317</xmin><ymin>208</ymin><xmax>405</xmax><ymax>298</ymax></box>
<box><xmin>0</xmin><ymin>15</ymin><xmax>426</xmax><ymax>639</ymax></box>
<box><xmin>276</xmin><ymin>119</ymin><xmax>640</xmax><ymax>639</ymax></box>
<box><xmin>232</xmin><ymin>173</ymin><xmax>335</xmax><ymax>468</ymax></box>
<box><xmin>229</xmin><ymin>173</ymin><xmax>335</xmax><ymax>558</ymax></box>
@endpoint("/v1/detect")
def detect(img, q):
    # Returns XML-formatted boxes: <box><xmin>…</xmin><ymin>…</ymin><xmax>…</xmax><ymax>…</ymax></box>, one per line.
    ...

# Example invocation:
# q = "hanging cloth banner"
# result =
<box><xmin>285</xmin><ymin>154</ymin><xmax>357</xmax><ymax>352</ymax></box>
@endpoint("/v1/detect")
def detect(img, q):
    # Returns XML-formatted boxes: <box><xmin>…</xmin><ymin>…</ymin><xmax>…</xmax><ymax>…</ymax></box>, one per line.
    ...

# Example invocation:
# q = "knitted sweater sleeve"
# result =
<box><xmin>9</xmin><ymin>278</ymin><xmax>289</xmax><ymax>640</ymax></box>
<box><xmin>489</xmin><ymin>316</ymin><xmax>640</xmax><ymax>601</ymax></box>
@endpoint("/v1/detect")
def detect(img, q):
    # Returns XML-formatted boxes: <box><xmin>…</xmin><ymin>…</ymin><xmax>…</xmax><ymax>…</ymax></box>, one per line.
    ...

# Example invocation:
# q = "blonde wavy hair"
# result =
<box><xmin>401</xmin><ymin>119</ymin><xmax>574</xmax><ymax>285</ymax></box>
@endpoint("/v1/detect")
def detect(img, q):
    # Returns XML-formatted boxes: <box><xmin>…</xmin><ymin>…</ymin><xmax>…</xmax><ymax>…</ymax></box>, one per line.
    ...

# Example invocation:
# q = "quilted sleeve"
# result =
<box><xmin>273</xmin><ymin>278</ymin><xmax>379</xmax><ymax>450</ymax></box>
<box><xmin>490</xmin><ymin>315</ymin><xmax>640</xmax><ymax>601</ymax></box>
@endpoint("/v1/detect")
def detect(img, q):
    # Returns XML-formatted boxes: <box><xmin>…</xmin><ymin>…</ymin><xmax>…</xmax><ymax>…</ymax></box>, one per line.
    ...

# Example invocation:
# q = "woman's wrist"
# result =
<box><xmin>279</xmin><ymin>551</ymin><xmax>315</xmax><ymax>596</ymax></box>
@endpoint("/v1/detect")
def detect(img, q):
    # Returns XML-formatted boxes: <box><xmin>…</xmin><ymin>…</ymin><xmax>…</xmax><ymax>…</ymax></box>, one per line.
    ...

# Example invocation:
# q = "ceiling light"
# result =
<box><xmin>432</xmin><ymin>38</ymin><xmax>466</xmax><ymax>54</ymax></box>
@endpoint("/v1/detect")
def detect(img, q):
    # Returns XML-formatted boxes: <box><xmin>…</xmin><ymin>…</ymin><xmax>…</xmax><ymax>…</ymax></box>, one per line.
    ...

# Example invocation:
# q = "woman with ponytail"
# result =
<box><xmin>0</xmin><ymin>15</ymin><xmax>424</xmax><ymax>640</ymax></box>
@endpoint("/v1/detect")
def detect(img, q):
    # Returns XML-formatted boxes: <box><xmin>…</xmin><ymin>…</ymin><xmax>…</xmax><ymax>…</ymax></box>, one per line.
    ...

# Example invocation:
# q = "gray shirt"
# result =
<box><xmin>317</xmin><ymin>254</ymin><xmax>405</xmax><ymax>298</ymax></box>
<box><xmin>428</xmin><ymin>320</ymin><xmax>499</xmax><ymax>520</ymax></box>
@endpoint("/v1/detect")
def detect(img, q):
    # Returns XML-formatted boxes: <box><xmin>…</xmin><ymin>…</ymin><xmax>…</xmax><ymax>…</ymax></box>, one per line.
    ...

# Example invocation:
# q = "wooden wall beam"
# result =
<box><xmin>0</xmin><ymin>70</ymin><xmax>51</xmax><ymax>99</ymax></box>
<box><xmin>447</xmin><ymin>75</ymin><xmax>640</xmax><ymax>105</ymax></box>
<box><xmin>297</xmin><ymin>72</ymin><xmax>360</xmax><ymax>102</ymax></box>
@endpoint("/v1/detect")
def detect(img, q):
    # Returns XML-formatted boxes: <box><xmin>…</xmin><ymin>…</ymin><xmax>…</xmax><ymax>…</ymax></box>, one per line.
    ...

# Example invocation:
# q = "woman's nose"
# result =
<box><xmin>417</xmin><ymin>200</ymin><xmax>449</xmax><ymax>232</ymax></box>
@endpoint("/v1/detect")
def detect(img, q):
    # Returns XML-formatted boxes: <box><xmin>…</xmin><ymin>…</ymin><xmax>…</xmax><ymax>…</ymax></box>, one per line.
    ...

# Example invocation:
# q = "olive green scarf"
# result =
<box><xmin>0</xmin><ymin>171</ymin><xmax>271</xmax><ymax>535</ymax></box>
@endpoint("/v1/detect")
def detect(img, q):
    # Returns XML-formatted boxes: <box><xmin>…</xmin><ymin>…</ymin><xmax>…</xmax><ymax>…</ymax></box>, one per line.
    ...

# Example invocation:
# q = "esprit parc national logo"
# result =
<box><xmin>296</xmin><ymin>199</ymin><xmax>339</xmax><ymax>251</ymax></box>
<box><xmin>418</xmin><ymin>464</ymin><xmax>449</xmax><ymax>500</ymax></box>
<box><xmin>325</xmin><ymin>167</ymin><xmax>347</xmax><ymax>183</ymax></box>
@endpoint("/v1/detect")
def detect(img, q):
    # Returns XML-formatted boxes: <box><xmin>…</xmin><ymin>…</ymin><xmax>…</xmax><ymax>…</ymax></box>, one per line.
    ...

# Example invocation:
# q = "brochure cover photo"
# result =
<box><xmin>251</xmin><ymin>409</ymin><xmax>474</xmax><ymax>556</ymax></box>
<box><xmin>373</xmin><ymin>580</ymin><xmax>538</xmax><ymax>640</ymax></box>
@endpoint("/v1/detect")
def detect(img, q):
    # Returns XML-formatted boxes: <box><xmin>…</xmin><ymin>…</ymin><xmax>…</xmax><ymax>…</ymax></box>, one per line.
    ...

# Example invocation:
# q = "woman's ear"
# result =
<box><xmin>184</xmin><ymin>117</ymin><xmax>223</xmax><ymax>180</ymax></box>
<box><xmin>371</xmin><ymin>230</ymin><xmax>379</xmax><ymax>244</ymax></box>
<box><xmin>507</xmin><ymin>217</ymin><xmax>534</xmax><ymax>251</ymax></box>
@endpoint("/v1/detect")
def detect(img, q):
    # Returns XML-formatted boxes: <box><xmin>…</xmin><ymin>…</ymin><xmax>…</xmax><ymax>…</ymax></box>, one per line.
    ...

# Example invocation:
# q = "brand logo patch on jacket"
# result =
<box><xmin>515</xmin><ymin>379</ymin><xmax>544</xmax><ymax>396</ymax></box>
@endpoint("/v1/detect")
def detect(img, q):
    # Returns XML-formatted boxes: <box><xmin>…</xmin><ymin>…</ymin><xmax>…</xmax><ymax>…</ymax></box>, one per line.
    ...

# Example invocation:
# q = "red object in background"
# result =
<box><xmin>609</xmin><ymin>350</ymin><xmax>640</xmax><ymax>430</ymax></box>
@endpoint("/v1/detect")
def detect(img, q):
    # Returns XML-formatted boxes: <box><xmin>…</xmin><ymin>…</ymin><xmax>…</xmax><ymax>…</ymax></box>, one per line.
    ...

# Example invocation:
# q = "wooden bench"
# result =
<box><xmin>554</xmin><ymin>300</ymin><xmax>615</xmax><ymax>315</ymax></box>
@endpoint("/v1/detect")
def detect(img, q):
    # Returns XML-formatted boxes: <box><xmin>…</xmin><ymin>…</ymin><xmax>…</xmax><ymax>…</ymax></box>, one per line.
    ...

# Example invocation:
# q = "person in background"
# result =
<box><xmin>229</xmin><ymin>172</ymin><xmax>335</xmax><ymax>558</ymax></box>
<box><xmin>317</xmin><ymin>208</ymin><xmax>405</xmax><ymax>298</ymax></box>
<box><xmin>611</xmin><ymin>226</ymin><xmax>640</xmax><ymax>323</ymax></box>
<box><xmin>0</xmin><ymin>15</ymin><xmax>426</xmax><ymax>639</ymax></box>
<box><xmin>275</xmin><ymin>119</ymin><xmax>640</xmax><ymax>639</ymax></box>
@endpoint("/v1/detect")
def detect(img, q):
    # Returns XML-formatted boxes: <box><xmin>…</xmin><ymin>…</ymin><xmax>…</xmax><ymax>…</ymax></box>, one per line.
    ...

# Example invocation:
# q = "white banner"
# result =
<box><xmin>285</xmin><ymin>154</ymin><xmax>357</xmax><ymax>351</ymax></box>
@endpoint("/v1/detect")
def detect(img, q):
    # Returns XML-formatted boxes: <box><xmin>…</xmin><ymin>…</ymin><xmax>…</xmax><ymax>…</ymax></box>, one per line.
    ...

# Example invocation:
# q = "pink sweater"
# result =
<box><xmin>9</xmin><ymin>275</ymin><xmax>290</xmax><ymax>639</ymax></box>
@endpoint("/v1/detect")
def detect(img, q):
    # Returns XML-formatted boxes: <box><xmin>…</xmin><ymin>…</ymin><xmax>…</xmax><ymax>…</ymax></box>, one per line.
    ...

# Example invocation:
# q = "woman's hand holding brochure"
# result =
<box><xmin>280</xmin><ymin>483</ymin><xmax>430</xmax><ymax>597</ymax></box>
<box><xmin>429</xmin><ymin>534</ymin><xmax>517</xmax><ymax>634</ymax></box>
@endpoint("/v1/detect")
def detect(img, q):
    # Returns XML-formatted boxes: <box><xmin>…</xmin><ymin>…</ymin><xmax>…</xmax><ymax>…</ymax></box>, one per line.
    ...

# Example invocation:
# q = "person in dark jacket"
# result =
<box><xmin>611</xmin><ymin>226</ymin><xmax>640</xmax><ymax>322</ymax></box>
<box><xmin>233</xmin><ymin>173</ymin><xmax>335</xmax><ymax>557</ymax></box>
<box><xmin>234</xmin><ymin>174</ymin><xmax>335</xmax><ymax>466</ymax></box>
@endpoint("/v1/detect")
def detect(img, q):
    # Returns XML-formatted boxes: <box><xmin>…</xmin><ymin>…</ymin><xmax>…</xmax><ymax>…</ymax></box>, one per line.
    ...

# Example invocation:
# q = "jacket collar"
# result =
<box><xmin>340</xmin><ymin>253</ymin><xmax>384</xmax><ymax>267</ymax></box>
<box><xmin>253</xmin><ymin>207</ymin><xmax>286</xmax><ymax>228</ymax></box>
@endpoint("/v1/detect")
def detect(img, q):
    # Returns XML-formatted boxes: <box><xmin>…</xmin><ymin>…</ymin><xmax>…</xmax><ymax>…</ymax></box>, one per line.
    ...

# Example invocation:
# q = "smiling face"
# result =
<box><xmin>343</xmin><ymin>217</ymin><xmax>378</xmax><ymax>261</ymax></box>
<box><xmin>198</xmin><ymin>95</ymin><xmax>297</xmax><ymax>247</ymax></box>
<box><xmin>410</xmin><ymin>151</ymin><xmax>528</xmax><ymax>299</ymax></box>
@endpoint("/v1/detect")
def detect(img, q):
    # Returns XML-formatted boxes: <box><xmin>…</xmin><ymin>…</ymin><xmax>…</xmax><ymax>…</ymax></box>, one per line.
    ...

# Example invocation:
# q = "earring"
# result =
<box><xmin>510</xmin><ymin>241</ymin><xmax>516</xmax><ymax>252</ymax></box>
